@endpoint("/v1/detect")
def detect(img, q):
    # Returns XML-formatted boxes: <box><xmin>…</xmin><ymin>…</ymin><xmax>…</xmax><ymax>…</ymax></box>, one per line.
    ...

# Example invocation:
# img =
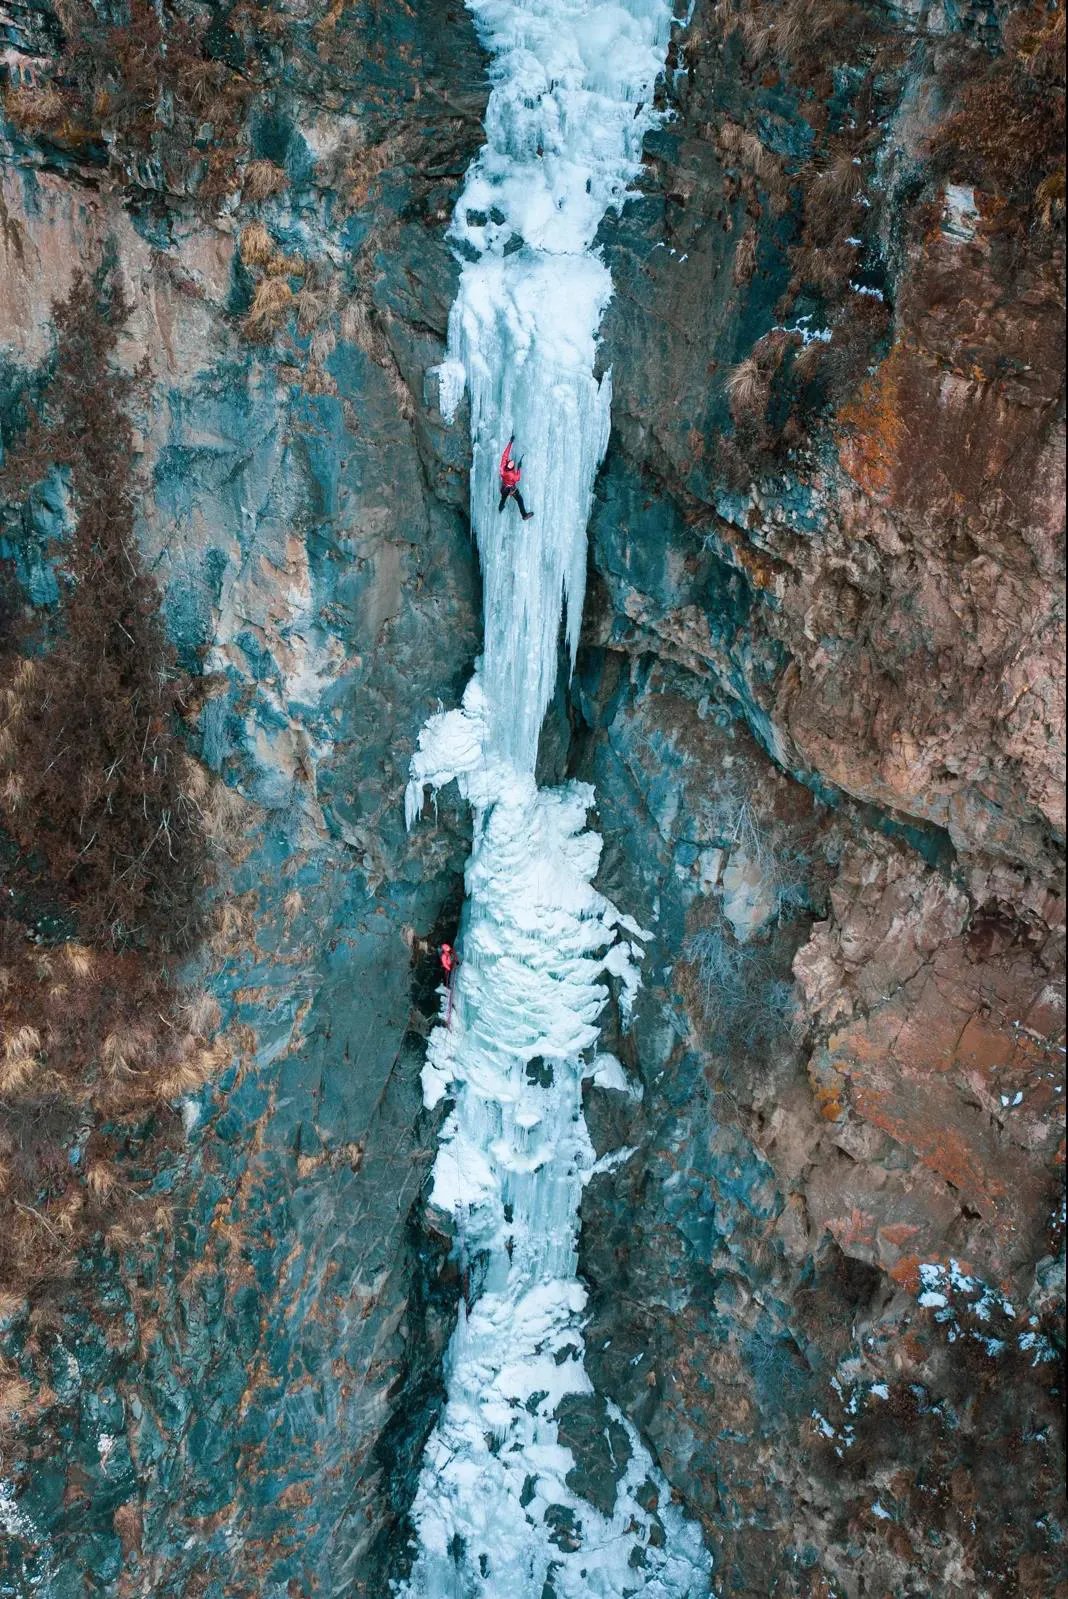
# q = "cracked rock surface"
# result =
<box><xmin>0</xmin><ymin>0</ymin><xmax>1063</xmax><ymax>1592</ymax></box>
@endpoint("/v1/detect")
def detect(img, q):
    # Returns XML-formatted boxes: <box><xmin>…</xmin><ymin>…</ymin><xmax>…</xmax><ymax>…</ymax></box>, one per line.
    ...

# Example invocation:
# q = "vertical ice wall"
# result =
<box><xmin>434</xmin><ymin>0</ymin><xmax>676</xmax><ymax>771</ymax></box>
<box><xmin>398</xmin><ymin>0</ymin><xmax>712</xmax><ymax>1594</ymax></box>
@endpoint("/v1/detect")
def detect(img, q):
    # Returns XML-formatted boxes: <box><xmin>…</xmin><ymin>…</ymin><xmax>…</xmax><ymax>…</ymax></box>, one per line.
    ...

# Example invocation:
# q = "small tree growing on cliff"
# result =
<box><xmin>0</xmin><ymin>271</ymin><xmax>204</xmax><ymax>949</ymax></box>
<box><xmin>0</xmin><ymin>271</ymin><xmax>222</xmax><ymax>1359</ymax></box>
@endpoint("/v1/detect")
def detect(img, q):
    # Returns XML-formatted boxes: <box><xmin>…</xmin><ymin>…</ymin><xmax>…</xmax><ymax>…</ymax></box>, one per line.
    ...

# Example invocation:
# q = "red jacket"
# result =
<box><xmin>499</xmin><ymin>441</ymin><xmax>521</xmax><ymax>490</ymax></box>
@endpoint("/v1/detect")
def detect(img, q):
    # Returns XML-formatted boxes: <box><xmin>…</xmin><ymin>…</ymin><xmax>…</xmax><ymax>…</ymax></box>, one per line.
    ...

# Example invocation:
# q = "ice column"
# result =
<box><xmin>397</xmin><ymin>0</ymin><xmax>712</xmax><ymax>1594</ymax></box>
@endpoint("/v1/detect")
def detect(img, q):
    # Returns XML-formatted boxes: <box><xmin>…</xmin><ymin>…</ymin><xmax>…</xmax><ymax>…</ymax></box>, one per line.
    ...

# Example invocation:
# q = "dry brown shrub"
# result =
<box><xmin>112</xmin><ymin>1499</ymin><xmax>143</xmax><ymax>1554</ymax></box>
<box><xmin>0</xmin><ymin>276</ymin><xmax>205</xmax><ymax>948</ymax></box>
<box><xmin>778</xmin><ymin>0</ymin><xmax>868</xmax><ymax>69</ymax></box>
<box><xmin>239</xmin><ymin>221</ymin><xmax>274</xmax><ymax>269</ymax></box>
<box><xmin>343</xmin><ymin>135</ymin><xmax>399</xmax><ymax>209</ymax></box>
<box><xmin>0</xmin><ymin>273</ymin><xmax>222</xmax><ymax>1413</ymax></box>
<box><xmin>4</xmin><ymin>83</ymin><xmax>67</xmax><ymax>130</ymax></box>
<box><xmin>243</xmin><ymin>276</ymin><xmax>293</xmax><ymax>338</ymax></box>
<box><xmin>296</xmin><ymin>285</ymin><xmax>328</xmax><ymax>335</ymax></box>
<box><xmin>177</xmin><ymin>53</ymin><xmax>227</xmax><ymax>113</ymax></box>
<box><xmin>265</xmin><ymin>252</ymin><xmax>305</xmax><ymax>279</ymax></box>
<box><xmin>242</xmin><ymin>157</ymin><xmax>288</xmax><ymax>201</ymax></box>
<box><xmin>726</xmin><ymin>355</ymin><xmax>766</xmax><ymax>420</ymax></box>
<box><xmin>27</xmin><ymin>0</ymin><xmax>274</xmax><ymax>196</ymax></box>
<box><xmin>933</xmin><ymin>0</ymin><xmax>1065</xmax><ymax>213</ymax></box>
<box><xmin>1035</xmin><ymin>167</ymin><xmax>1066</xmax><ymax>227</ymax></box>
<box><xmin>733</xmin><ymin>226</ymin><xmax>758</xmax><ymax>286</ymax></box>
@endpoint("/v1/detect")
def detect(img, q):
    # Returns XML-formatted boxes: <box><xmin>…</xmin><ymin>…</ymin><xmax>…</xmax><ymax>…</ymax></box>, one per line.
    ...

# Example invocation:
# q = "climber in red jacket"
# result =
<box><xmin>439</xmin><ymin>941</ymin><xmax>459</xmax><ymax>1026</ymax></box>
<box><xmin>498</xmin><ymin>436</ymin><xmax>533</xmax><ymax>520</ymax></box>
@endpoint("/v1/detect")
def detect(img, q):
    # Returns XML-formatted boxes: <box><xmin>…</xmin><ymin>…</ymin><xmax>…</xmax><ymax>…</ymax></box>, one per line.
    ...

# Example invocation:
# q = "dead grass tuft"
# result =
<box><xmin>933</xmin><ymin>0</ymin><xmax>1065</xmax><ymax>216</ymax></box>
<box><xmin>243</xmin><ymin>277</ymin><xmax>294</xmax><ymax>338</ymax></box>
<box><xmin>726</xmin><ymin>355</ymin><xmax>767</xmax><ymax>419</ymax></box>
<box><xmin>86</xmin><ymin>1163</ymin><xmax>117</xmax><ymax>1199</ymax></box>
<box><xmin>179</xmin><ymin>989</ymin><xmax>222</xmax><ymax>1037</ymax></box>
<box><xmin>0</xmin><ymin>1367</ymin><xmax>33</xmax><ymax>1432</ymax></box>
<box><xmin>102</xmin><ymin>1027</ymin><xmax>151</xmax><ymax>1079</ymax></box>
<box><xmin>4</xmin><ymin>1025</ymin><xmax>42</xmax><ymax>1062</ymax></box>
<box><xmin>242</xmin><ymin>158</ymin><xmax>288</xmax><ymax>201</ymax></box>
<box><xmin>156</xmin><ymin>1038</ymin><xmax>228</xmax><ymax>1099</ymax></box>
<box><xmin>61</xmin><ymin>942</ymin><xmax>94</xmax><ymax>979</ymax></box>
<box><xmin>733</xmin><ymin>226</ymin><xmax>758</xmax><ymax>286</ymax></box>
<box><xmin>806</xmin><ymin>149</ymin><xmax>864</xmax><ymax>237</ymax></box>
<box><xmin>296</xmin><ymin>285</ymin><xmax>328</xmax><ymax>335</ymax></box>
<box><xmin>239</xmin><ymin>221</ymin><xmax>274</xmax><ymax>269</ymax></box>
<box><xmin>0</xmin><ymin>1290</ymin><xmax>25</xmax><ymax>1323</ymax></box>
<box><xmin>178</xmin><ymin>752</ymin><xmax>211</xmax><ymax>805</ymax></box>
<box><xmin>4</xmin><ymin>83</ymin><xmax>68</xmax><ymax>131</ymax></box>
<box><xmin>265</xmin><ymin>252</ymin><xmax>305</xmax><ymax>279</ymax></box>
<box><xmin>340</xmin><ymin>292</ymin><xmax>372</xmax><ymax>350</ymax></box>
<box><xmin>717</xmin><ymin>118</ymin><xmax>783</xmax><ymax>192</ymax></box>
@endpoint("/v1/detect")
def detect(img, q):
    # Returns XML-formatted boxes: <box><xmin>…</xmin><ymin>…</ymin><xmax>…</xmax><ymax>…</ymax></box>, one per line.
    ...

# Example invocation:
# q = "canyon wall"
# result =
<box><xmin>0</xmin><ymin>0</ymin><xmax>1062</xmax><ymax>1594</ymax></box>
<box><xmin>577</xmin><ymin>2</ymin><xmax>1065</xmax><ymax>1590</ymax></box>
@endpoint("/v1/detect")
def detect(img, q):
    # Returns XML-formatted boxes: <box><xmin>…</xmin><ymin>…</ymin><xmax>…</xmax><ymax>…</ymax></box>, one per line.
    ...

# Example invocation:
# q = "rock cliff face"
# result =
<box><xmin>0</xmin><ymin>0</ymin><xmax>1063</xmax><ymax>1596</ymax></box>
<box><xmin>1</xmin><ymin>3</ymin><xmax>487</xmax><ymax>1592</ymax></box>
<box><xmin>576</xmin><ymin>0</ymin><xmax>1065</xmax><ymax>1589</ymax></box>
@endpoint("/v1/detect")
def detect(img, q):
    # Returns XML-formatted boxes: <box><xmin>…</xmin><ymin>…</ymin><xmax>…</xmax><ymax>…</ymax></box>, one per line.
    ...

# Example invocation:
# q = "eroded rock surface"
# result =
<box><xmin>573</xmin><ymin>0</ymin><xmax>1065</xmax><ymax>1589</ymax></box>
<box><xmin>0</xmin><ymin>0</ymin><xmax>1063</xmax><ymax>1593</ymax></box>
<box><xmin>1</xmin><ymin>0</ymin><xmax>485</xmax><ymax>1592</ymax></box>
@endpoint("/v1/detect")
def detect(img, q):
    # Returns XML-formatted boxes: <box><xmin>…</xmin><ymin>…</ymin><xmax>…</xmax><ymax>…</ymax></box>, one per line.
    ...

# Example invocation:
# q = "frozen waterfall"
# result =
<box><xmin>397</xmin><ymin>0</ymin><xmax>712</xmax><ymax>1593</ymax></box>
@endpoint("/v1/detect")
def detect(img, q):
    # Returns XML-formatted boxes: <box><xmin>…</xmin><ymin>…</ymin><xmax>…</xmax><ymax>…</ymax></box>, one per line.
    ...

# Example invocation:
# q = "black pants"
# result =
<box><xmin>498</xmin><ymin>487</ymin><xmax>529</xmax><ymax>517</ymax></box>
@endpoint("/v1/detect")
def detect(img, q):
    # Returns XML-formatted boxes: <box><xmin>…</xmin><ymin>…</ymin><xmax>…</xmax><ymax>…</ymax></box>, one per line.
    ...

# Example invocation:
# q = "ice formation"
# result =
<box><xmin>398</xmin><ymin>0</ymin><xmax>712</xmax><ymax>1593</ymax></box>
<box><xmin>431</xmin><ymin>0</ymin><xmax>677</xmax><ymax>772</ymax></box>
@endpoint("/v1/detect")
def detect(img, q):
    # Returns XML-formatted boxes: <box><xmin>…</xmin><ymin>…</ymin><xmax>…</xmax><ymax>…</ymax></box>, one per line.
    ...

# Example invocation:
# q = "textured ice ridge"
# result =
<box><xmin>400</xmin><ymin>683</ymin><xmax>708</xmax><ymax>1597</ymax></box>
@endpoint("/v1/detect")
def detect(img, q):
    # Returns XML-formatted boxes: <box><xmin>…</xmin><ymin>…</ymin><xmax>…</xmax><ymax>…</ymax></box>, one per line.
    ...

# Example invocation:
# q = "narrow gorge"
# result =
<box><xmin>0</xmin><ymin>0</ymin><xmax>1063</xmax><ymax>1594</ymax></box>
<box><xmin>396</xmin><ymin>0</ymin><xmax>707</xmax><ymax>1588</ymax></box>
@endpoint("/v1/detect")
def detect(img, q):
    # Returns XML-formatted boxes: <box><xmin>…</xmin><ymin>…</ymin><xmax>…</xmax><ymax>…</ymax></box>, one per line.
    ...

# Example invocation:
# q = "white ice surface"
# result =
<box><xmin>432</xmin><ymin>0</ymin><xmax>673</xmax><ymax>772</ymax></box>
<box><xmin>398</xmin><ymin>0</ymin><xmax>712</xmax><ymax>1593</ymax></box>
